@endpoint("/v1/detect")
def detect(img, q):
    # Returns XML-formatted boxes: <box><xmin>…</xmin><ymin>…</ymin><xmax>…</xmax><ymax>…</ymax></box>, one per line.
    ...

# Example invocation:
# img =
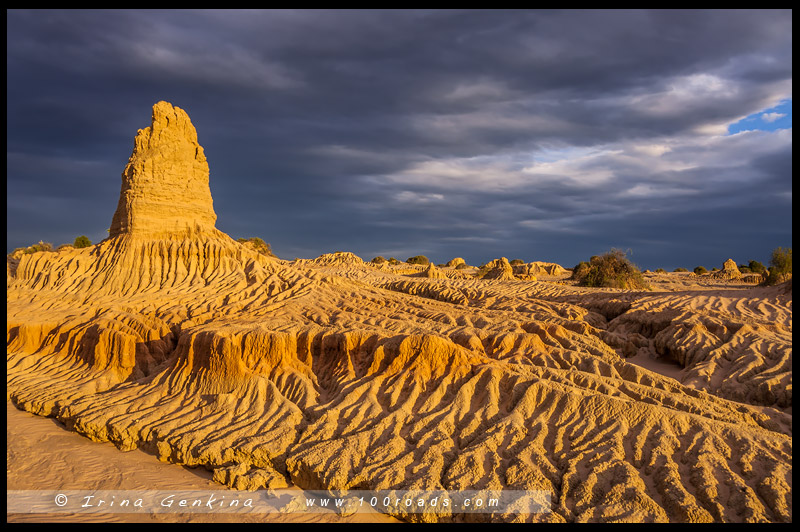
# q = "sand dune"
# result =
<box><xmin>6</xmin><ymin>102</ymin><xmax>791</xmax><ymax>523</ymax></box>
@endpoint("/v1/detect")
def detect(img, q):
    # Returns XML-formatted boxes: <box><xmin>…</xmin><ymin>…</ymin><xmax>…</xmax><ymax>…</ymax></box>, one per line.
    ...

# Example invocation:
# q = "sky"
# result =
<box><xmin>6</xmin><ymin>9</ymin><xmax>792</xmax><ymax>270</ymax></box>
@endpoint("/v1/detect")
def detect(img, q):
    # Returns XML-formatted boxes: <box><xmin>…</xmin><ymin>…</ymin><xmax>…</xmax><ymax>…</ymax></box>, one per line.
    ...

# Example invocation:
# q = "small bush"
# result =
<box><xmin>764</xmin><ymin>247</ymin><xmax>792</xmax><ymax>285</ymax></box>
<box><xmin>371</xmin><ymin>256</ymin><xmax>387</xmax><ymax>264</ymax></box>
<box><xmin>748</xmin><ymin>260</ymin><xmax>766</xmax><ymax>274</ymax></box>
<box><xmin>388</xmin><ymin>257</ymin><xmax>400</xmax><ymax>265</ymax></box>
<box><xmin>572</xmin><ymin>250</ymin><xmax>649</xmax><ymax>290</ymax></box>
<box><xmin>674</xmin><ymin>267</ymin><xmax>688</xmax><ymax>273</ymax></box>
<box><xmin>237</xmin><ymin>237</ymin><xmax>275</xmax><ymax>257</ymax></box>
<box><xmin>56</xmin><ymin>244</ymin><xmax>74</xmax><ymax>251</ymax></box>
<box><xmin>739</xmin><ymin>266</ymin><xmax>752</xmax><ymax>274</ymax></box>
<box><xmin>711</xmin><ymin>267</ymin><xmax>719</xmax><ymax>272</ymax></box>
<box><xmin>510</xmin><ymin>259</ymin><xmax>525</xmax><ymax>266</ymax></box>
<box><xmin>571</xmin><ymin>261</ymin><xmax>591</xmax><ymax>280</ymax></box>
<box><xmin>455</xmin><ymin>263</ymin><xmax>469</xmax><ymax>270</ymax></box>
<box><xmin>406</xmin><ymin>255</ymin><xmax>430</xmax><ymax>265</ymax></box>
<box><xmin>655</xmin><ymin>268</ymin><xmax>666</xmax><ymax>273</ymax></box>
<box><xmin>693</xmin><ymin>266</ymin><xmax>707</xmax><ymax>275</ymax></box>
<box><xmin>22</xmin><ymin>241</ymin><xmax>53</xmax><ymax>254</ymax></box>
<box><xmin>73</xmin><ymin>235</ymin><xmax>92</xmax><ymax>248</ymax></box>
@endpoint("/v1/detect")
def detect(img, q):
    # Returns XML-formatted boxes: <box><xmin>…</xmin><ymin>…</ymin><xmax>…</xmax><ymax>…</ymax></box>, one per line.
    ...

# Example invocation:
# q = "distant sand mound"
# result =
<box><xmin>513</xmin><ymin>261</ymin><xmax>567</xmax><ymax>278</ymax></box>
<box><xmin>415</xmin><ymin>263</ymin><xmax>446</xmax><ymax>279</ymax></box>
<box><xmin>711</xmin><ymin>258</ymin><xmax>742</xmax><ymax>281</ymax></box>
<box><xmin>307</xmin><ymin>251</ymin><xmax>365</xmax><ymax>267</ymax></box>
<box><xmin>481</xmin><ymin>257</ymin><xmax>515</xmax><ymax>280</ymax></box>
<box><xmin>446</xmin><ymin>257</ymin><xmax>466</xmax><ymax>268</ymax></box>
<box><xmin>741</xmin><ymin>273</ymin><xmax>767</xmax><ymax>284</ymax></box>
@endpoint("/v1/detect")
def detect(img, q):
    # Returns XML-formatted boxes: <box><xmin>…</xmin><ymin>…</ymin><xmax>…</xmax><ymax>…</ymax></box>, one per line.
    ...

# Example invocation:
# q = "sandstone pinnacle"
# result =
<box><xmin>109</xmin><ymin>101</ymin><xmax>217</xmax><ymax>237</ymax></box>
<box><xmin>481</xmin><ymin>257</ymin><xmax>515</xmax><ymax>280</ymax></box>
<box><xmin>712</xmin><ymin>258</ymin><xmax>742</xmax><ymax>281</ymax></box>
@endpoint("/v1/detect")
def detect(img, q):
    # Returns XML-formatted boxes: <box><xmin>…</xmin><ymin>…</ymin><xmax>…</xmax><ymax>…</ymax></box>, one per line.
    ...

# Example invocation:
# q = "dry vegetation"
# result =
<box><xmin>571</xmin><ymin>249</ymin><xmax>650</xmax><ymax>290</ymax></box>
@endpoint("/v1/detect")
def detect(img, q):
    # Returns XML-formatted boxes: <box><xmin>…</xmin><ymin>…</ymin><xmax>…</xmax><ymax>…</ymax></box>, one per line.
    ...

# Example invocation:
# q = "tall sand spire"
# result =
<box><xmin>109</xmin><ymin>101</ymin><xmax>217</xmax><ymax>237</ymax></box>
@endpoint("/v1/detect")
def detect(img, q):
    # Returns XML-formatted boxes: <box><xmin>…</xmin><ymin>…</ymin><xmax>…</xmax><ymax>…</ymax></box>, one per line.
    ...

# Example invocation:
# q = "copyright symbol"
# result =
<box><xmin>54</xmin><ymin>494</ymin><xmax>68</xmax><ymax>507</ymax></box>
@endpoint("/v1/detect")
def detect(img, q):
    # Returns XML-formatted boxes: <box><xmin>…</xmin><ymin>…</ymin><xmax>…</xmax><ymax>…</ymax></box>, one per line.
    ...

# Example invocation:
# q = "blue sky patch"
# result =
<box><xmin>728</xmin><ymin>99</ymin><xmax>792</xmax><ymax>134</ymax></box>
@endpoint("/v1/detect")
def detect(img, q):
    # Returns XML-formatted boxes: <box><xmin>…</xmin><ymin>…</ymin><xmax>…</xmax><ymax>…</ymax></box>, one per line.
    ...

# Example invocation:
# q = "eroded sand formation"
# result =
<box><xmin>7</xmin><ymin>102</ymin><xmax>792</xmax><ymax>523</ymax></box>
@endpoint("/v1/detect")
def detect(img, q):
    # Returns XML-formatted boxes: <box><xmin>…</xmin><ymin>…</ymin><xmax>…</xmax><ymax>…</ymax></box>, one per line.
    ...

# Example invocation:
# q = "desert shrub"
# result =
<box><xmin>388</xmin><ymin>257</ymin><xmax>400</xmax><ymax>265</ymax></box>
<box><xmin>693</xmin><ymin>266</ymin><xmax>707</xmax><ymax>275</ymax></box>
<box><xmin>739</xmin><ymin>266</ymin><xmax>752</xmax><ymax>273</ymax></box>
<box><xmin>406</xmin><ymin>255</ymin><xmax>430</xmax><ymax>265</ymax></box>
<box><xmin>572</xmin><ymin>250</ymin><xmax>649</xmax><ymax>290</ymax></box>
<box><xmin>237</xmin><ymin>237</ymin><xmax>275</xmax><ymax>257</ymax></box>
<box><xmin>455</xmin><ymin>263</ymin><xmax>468</xmax><ymax>270</ymax></box>
<box><xmin>371</xmin><ymin>256</ymin><xmax>387</xmax><ymax>264</ymax></box>
<box><xmin>56</xmin><ymin>244</ymin><xmax>74</xmax><ymax>251</ymax></box>
<box><xmin>655</xmin><ymin>268</ymin><xmax>666</xmax><ymax>273</ymax></box>
<box><xmin>571</xmin><ymin>261</ymin><xmax>591</xmax><ymax>280</ymax></box>
<box><xmin>674</xmin><ymin>267</ymin><xmax>688</xmax><ymax>272</ymax></box>
<box><xmin>22</xmin><ymin>241</ymin><xmax>53</xmax><ymax>254</ymax></box>
<box><xmin>748</xmin><ymin>260</ymin><xmax>766</xmax><ymax>274</ymax></box>
<box><xmin>510</xmin><ymin>259</ymin><xmax>525</xmax><ymax>266</ymax></box>
<box><xmin>711</xmin><ymin>267</ymin><xmax>718</xmax><ymax>272</ymax></box>
<box><xmin>764</xmin><ymin>247</ymin><xmax>792</xmax><ymax>285</ymax></box>
<box><xmin>73</xmin><ymin>235</ymin><xmax>92</xmax><ymax>248</ymax></box>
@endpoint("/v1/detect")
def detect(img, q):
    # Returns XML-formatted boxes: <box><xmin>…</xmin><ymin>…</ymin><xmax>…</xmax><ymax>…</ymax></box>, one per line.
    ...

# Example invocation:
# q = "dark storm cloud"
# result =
<box><xmin>7</xmin><ymin>9</ymin><xmax>792</xmax><ymax>267</ymax></box>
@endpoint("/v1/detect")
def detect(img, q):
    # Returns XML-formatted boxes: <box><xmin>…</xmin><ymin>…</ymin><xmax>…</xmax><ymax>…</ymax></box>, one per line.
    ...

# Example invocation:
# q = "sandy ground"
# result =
<box><xmin>624</xmin><ymin>352</ymin><xmax>685</xmax><ymax>381</ymax></box>
<box><xmin>6</xmin><ymin>402</ymin><xmax>398</xmax><ymax>523</ymax></box>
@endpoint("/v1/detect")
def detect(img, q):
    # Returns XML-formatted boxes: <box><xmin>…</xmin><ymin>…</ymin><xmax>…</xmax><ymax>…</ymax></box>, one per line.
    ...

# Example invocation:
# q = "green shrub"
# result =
<box><xmin>371</xmin><ymin>256</ymin><xmax>387</xmax><ymax>264</ymax></box>
<box><xmin>739</xmin><ymin>266</ymin><xmax>752</xmax><ymax>273</ymax></box>
<box><xmin>571</xmin><ymin>261</ymin><xmax>591</xmax><ymax>280</ymax></box>
<box><xmin>711</xmin><ymin>267</ymin><xmax>719</xmax><ymax>272</ymax></box>
<box><xmin>388</xmin><ymin>257</ymin><xmax>400</xmax><ymax>265</ymax></box>
<box><xmin>655</xmin><ymin>268</ymin><xmax>666</xmax><ymax>273</ymax></box>
<box><xmin>237</xmin><ymin>237</ymin><xmax>275</xmax><ymax>257</ymax></box>
<box><xmin>510</xmin><ymin>259</ymin><xmax>525</xmax><ymax>266</ymax></box>
<box><xmin>693</xmin><ymin>266</ymin><xmax>707</xmax><ymax>275</ymax></box>
<box><xmin>764</xmin><ymin>247</ymin><xmax>792</xmax><ymax>285</ymax></box>
<box><xmin>56</xmin><ymin>244</ymin><xmax>74</xmax><ymax>251</ymax></box>
<box><xmin>748</xmin><ymin>260</ymin><xmax>766</xmax><ymax>274</ymax></box>
<box><xmin>455</xmin><ymin>263</ymin><xmax>468</xmax><ymax>270</ymax></box>
<box><xmin>674</xmin><ymin>267</ymin><xmax>688</xmax><ymax>272</ymax></box>
<box><xmin>572</xmin><ymin>250</ymin><xmax>649</xmax><ymax>290</ymax></box>
<box><xmin>22</xmin><ymin>241</ymin><xmax>53</xmax><ymax>254</ymax></box>
<box><xmin>406</xmin><ymin>255</ymin><xmax>430</xmax><ymax>265</ymax></box>
<box><xmin>73</xmin><ymin>235</ymin><xmax>92</xmax><ymax>248</ymax></box>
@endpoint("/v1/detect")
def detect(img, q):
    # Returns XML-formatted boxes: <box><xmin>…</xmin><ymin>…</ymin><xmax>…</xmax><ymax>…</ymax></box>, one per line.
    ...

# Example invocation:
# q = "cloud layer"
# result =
<box><xmin>7</xmin><ymin>9</ymin><xmax>792</xmax><ymax>269</ymax></box>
